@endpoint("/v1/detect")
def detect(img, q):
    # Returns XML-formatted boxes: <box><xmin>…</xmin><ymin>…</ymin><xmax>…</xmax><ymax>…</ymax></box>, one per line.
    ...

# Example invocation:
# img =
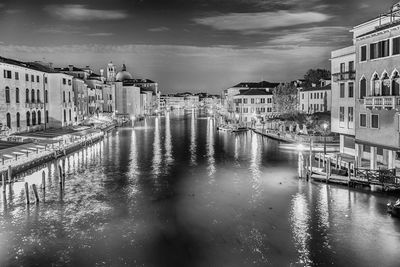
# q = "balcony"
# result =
<box><xmin>332</xmin><ymin>71</ymin><xmax>356</xmax><ymax>82</ymax></box>
<box><xmin>364</xmin><ymin>95</ymin><xmax>400</xmax><ymax>110</ymax></box>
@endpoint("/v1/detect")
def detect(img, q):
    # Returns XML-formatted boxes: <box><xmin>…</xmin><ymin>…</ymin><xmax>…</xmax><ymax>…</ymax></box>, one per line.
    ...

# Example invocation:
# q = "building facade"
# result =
<box><xmin>233</xmin><ymin>89</ymin><xmax>274</xmax><ymax>123</ymax></box>
<box><xmin>331</xmin><ymin>46</ymin><xmax>356</xmax><ymax>156</ymax></box>
<box><xmin>298</xmin><ymin>80</ymin><xmax>332</xmax><ymax>114</ymax></box>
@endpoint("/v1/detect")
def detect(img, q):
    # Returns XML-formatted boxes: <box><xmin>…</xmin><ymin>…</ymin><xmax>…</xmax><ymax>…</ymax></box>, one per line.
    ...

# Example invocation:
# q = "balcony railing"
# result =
<box><xmin>364</xmin><ymin>95</ymin><xmax>400</xmax><ymax>110</ymax></box>
<box><xmin>332</xmin><ymin>71</ymin><xmax>356</xmax><ymax>82</ymax></box>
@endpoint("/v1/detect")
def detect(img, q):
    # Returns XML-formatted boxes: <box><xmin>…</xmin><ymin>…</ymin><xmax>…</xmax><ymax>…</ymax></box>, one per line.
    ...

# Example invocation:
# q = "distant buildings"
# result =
<box><xmin>298</xmin><ymin>79</ymin><xmax>332</xmax><ymax>114</ymax></box>
<box><xmin>222</xmin><ymin>81</ymin><xmax>280</xmax><ymax>121</ymax></box>
<box><xmin>233</xmin><ymin>88</ymin><xmax>274</xmax><ymax>123</ymax></box>
<box><xmin>0</xmin><ymin>56</ymin><xmax>160</xmax><ymax>138</ymax></box>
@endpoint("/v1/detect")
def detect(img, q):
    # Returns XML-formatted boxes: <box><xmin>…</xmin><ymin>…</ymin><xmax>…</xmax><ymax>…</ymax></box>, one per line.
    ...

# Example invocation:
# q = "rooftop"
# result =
<box><xmin>236</xmin><ymin>89</ymin><xmax>273</xmax><ymax>96</ymax></box>
<box><xmin>0</xmin><ymin>56</ymin><xmax>59</xmax><ymax>73</ymax></box>
<box><xmin>300</xmin><ymin>84</ymin><xmax>331</xmax><ymax>92</ymax></box>
<box><xmin>233</xmin><ymin>81</ymin><xmax>280</xmax><ymax>89</ymax></box>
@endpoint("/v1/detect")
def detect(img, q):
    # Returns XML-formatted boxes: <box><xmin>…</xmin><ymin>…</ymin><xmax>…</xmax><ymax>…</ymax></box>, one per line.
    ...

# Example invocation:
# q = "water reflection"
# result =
<box><xmin>206</xmin><ymin>117</ymin><xmax>216</xmax><ymax>178</ymax></box>
<box><xmin>290</xmin><ymin>187</ymin><xmax>312</xmax><ymax>266</ymax></box>
<box><xmin>165</xmin><ymin>112</ymin><xmax>173</xmax><ymax>166</ymax></box>
<box><xmin>190</xmin><ymin>110</ymin><xmax>197</xmax><ymax>166</ymax></box>
<box><xmin>152</xmin><ymin>117</ymin><xmax>162</xmax><ymax>176</ymax></box>
<box><xmin>249</xmin><ymin>133</ymin><xmax>262</xmax><ymax>203</ymax></box>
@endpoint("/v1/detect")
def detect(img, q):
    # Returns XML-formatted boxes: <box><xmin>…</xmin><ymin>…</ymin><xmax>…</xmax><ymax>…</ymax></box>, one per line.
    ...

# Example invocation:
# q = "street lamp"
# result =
<box><xmin>323</xmin><ymin>122</ymin><xmax>328</xmax><ymax>157</ymax></box>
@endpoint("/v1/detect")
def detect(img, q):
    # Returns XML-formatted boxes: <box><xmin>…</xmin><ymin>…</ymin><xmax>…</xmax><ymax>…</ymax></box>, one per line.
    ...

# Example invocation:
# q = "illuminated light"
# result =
<box><xmin>297</xmin><ymin>144</ymin><xmax>305</xmax><ymax>151</ymax></box>
<box><xmin>323</xmin><ymin>123</ymin><xmax>328</xmax><ymax>130</ymax></box>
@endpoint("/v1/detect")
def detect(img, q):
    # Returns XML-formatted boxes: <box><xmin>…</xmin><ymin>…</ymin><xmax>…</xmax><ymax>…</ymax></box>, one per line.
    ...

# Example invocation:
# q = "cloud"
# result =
<box><xmin>87</xmin><ymin>32</ymin><xmax>114</xmax><ymax>36</ymax></box>
<box><xmin>5</xmin><ymin>9</ymin><xmax>22</xmax><ymax>14</ymax></box>
<box><xmin>44</xmin><ymin>5</ymin><xmax>128</xmax><ymax>21</ymax></box>
<box><xmin>194</xmin><ymin>11</ymin><xmax>332</xmax><ymax>33</ymax></box>
<box><xmin>36</xmin><ymin>25</ymin><xmax>88</xmax><ymax>34</ymax></box>
<box><xmin>267</xmin><ymin>26</ymin><xmax>350</xmax><ymax>46</ymax></box>
<box><xmin>148</xmin><ymin>27</ymin><xmax>170</xmax><ymax>32</ymax></box>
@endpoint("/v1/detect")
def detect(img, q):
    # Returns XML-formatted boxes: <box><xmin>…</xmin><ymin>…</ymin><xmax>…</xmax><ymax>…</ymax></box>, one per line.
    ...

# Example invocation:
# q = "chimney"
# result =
<box><xmin>100</xmin><ymin>69</ymin><xmax>104</xmax><ymax>77</ymax></box>
<box><xmin>311</xmin><ymin>83</ymin><xmax>316</xmax><ymax>87</ymax></box>
<box><xmin>68</xmin><ymin>65</ymin><xmax>74</xmax><ymax>71</ymax></box>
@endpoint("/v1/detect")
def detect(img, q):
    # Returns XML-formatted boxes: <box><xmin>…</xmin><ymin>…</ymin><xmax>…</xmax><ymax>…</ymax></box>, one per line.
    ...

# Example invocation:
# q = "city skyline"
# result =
<box><xmin>0</xmin><ymin>0</ymin><xmax>395</xmax><ymax>93</ymax></box>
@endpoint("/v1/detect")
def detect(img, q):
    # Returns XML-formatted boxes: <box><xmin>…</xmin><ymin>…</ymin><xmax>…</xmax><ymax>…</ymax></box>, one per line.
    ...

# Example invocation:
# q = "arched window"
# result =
<box><xmin>16</xmin><ymin>112</ymin><xmax>20</xmax><ymax>128</ymax></box>
<box><xmin>64</xmin><ymin>110</ymin><xmax>66</xmax><ymax>122</ymax></box>
<box><xmin>45</xmin><ymin>90</ymin><xmax>48</xmax><ymax>103</ymax></box>
<box><xmin>372</xmin><ymin>74</ymin><xmax>380</xmax><ymax>96</ymax></box>
<box><xmin>393</xmin><ymin>71</ymin><xmax>400</xmax><ymax>96</ymax></box>
<box><xmin>16</xmin><ymin>88</ymin><xmax>19</xmax><ymax>103</ymax></box>
<box><xmin>31</xmin><ymin>89</ymin><xmax>35</xmax><ymax>103</ymax></box>
<box><xmin>26</xmin><ymin>111</ymin><xmax>30</xmax><ymax>126</ymax></box>
<box><xmin>26</xmin><ymin>89</ymin><xmax>29</xmax><ymax>103</ymax></box>
<box><xmin>382</xmin><ymin>73</ymin><xmax>390</xmax><ymax>96</ymax></box>
<box><xmin>68</xmin><ymin>92</ymin><xmax>71</xmax><ymax>102</ymax></box>
<box><xmin>6</xmin><ymin>113</ymin><xmax>11</xmax><ymax>128</ymax></box>
<box><xmin>360</xmin><ymin>77</ymin><xmax>367</xmax><ymax>99</ymax></box>
<box><xmin>37</xmin><ymin>89</ymin><xmax>40</xmax><ymax>102</ymax></box>
<box><xmin>5</xmin><ymin>87</ymin><xmax>10</xmax><ymax>103</ymax></box>
<box><xmin>63</xmin><ymin>91</ymin><xmax>65</xmax><ymax>103</ymax></box>
<box><xmin>37</xmin><ymin>110</ymin><xmax>41</xmax><ymax>125</ymax></box>
<box><xmin>32</xmin><ymin>111</ymin><xmax>36</xmax><ymax>126</ymax></box>
<box><xmin>69</xmin><ymin>109</ymin><xmax>72</xmax><ymax>121</ymax></box>
<box><xmin>46</xmin><ymin>111</ymin><xmax>49</xmax><ymax>123</ymax></box>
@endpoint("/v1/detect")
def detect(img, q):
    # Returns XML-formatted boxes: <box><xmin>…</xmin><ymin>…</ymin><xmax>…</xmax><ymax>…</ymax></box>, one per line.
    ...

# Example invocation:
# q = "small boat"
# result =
<box><xmin>232</xmin><ymin>127</ymin><xmax>248</xmax><ymax>133</ymax></box>
<box><xmin>387</xmin><ymin>199</ymin><xmax>400</xmax><ymax>217</ymax></box>
<box><xmin>217</xmin><ymin>125</ymin><xmax>232</xmax><ymax>132</ymax></box>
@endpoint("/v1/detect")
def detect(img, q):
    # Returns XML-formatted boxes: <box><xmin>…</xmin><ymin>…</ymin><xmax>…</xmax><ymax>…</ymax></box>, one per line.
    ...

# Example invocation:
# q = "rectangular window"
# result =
<box><xmin>68</xmin><ymin>79</ymin><xmax>72</xmax><ymax>86</ymax></box>
<box><xmin>339</xmin><ymin>107</ymin><xmax>345</xmax><ymax>122</ymax></box>
<box><xmin>310</xmin><ymin>93</ymin><xmax>313</xmax><ymax>99</ymax></box>
<box><xmin>320</xmin><ymin>92</ymin><xmax>323</xmax><ymax>98</ymax></box>
<box><xmin>63</xmin><ymin>78</ymin><xmax>66</xmax><ymax>85</ymax></box>
<box><xmin>251</xmin><ymin>98</ymin><xmax>254</xmax><ymax>104</ymax></box>
<box><xmin>371</xmin><ymin>114</ymin><xmax>379</xmax><ymax>128</ymax></box>
<box><xmin>15</xmin><ymin>72</ymin><xmax>19</xmax><ymax>80</ymax></box>
<box><xmin>361</xmin><ymin>45</ymin><xmax>367</xmax><ymax>61</ymax></box>
<box><xmin>36</xmin><ymin>75</ymin><xmax>39</xmax><ymax>82</ymax></box>
<box><xmin>393</xmin><ymin>37</ymin><xmax>400</xmax><ymax>55</ymax></box>
<box><xmin>349</xmin><ymin>61</ymin><xmax>354</xmax><ymax>71</ymax></box>
<box><xmin>340</xmin><ymin>83</ymin><xmax>345</xmax><ymax>98</ymax></box>
<box><xmin>302</xmin><ymin>104</ymin><xmax>304</xmax><ymax>110</ymax></box>
<box><xmin>360</xmin><ymin>113</ymin><xmax>367</xmax><ymax>127</ymax></box>
<box><xmin>320</xmin><ymin>104</ymin><xmax>323</xmax><ymax>111</ymax></box>
<box><xmin>370</xmin><ymin>40</ymin><xmax>389</xmax><ymax>59</ymax></box>
<box><xmin>260</xmin><ymin>98</ymin><xmax>265</xmax><ymax>103</ymax></box>
<box><xmin>340</xmin><ymin>63</ymin><xmax>345</xmax><ymax>73</ymax></box>
<box><xmin>45</xmin><ymin>77</ymin><xmax>48</xmax><ymax>84</ymax></box>
<box><xmin>302</xmin><ymin>93</ymin><xmax>304</xmax><ymax>99</ymax></box>
<box><xmin>25</xmin><ymin>73</ymin><xmax>29</xmax><ymax>81</ymax></box>
<box><xmin>3</xmin><ymin>70</ymin><xmax>12</xmax><ymax>79</ymax></box>
<box><xmin>348</xmin><ymin>82</ymin><xmax>354</xmax><ymax>98</ymax></box>
<box><xmin>348</xmin><ymin>107</ymin><xmax>354</xmax><ymax>122</ymax></box>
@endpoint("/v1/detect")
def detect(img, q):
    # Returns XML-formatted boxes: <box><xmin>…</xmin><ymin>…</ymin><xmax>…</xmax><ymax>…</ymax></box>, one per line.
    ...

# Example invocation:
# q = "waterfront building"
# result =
<box><xmin>0</xmin><ymin>57</ymin><xmax>76</xmax><ymax>136</ymax></box>
<box><xmin>298</xmin><ymin>79</ymin><xmax>332</xmax><ymax>114</ymax></box>
<box><xmin>114</xmin><ymin>65</ymin><xmax>141</xmax><ymax>119</ymax></box>
<box><xmin>330</xmin><ymin>46</ymin><xmax>356</xmax><ymax>156</ymax></box>
<box><xmin>102</xmin><ymin>83</ymin><xmax>115</xmax><ymax>113</ymax></box>
<box><xmin>233</xmin><ymin>88</ymin><xmax>274</xmax><ymax>124</ymax></box>
<box><xmin>223</xmin><ymin>81</ymin><xmax>280</xmax><ymax>120</ymax></box>
<box><xmin>72</xmin><ymin>78</ymin><xmax>89</xmax><ymax>123</ymax></box>
<box><xmin>163</xmin><ymin>95</ymin><xmax>186</xmax><ymax>110</ymax></box>
<box><xmin>350</xmin><ymin>2</ymin><xmax>400</xmax><ymax>169</ymax></box>
<box><xmin>185</xmin><ymin>95</ymin><xmax>199</xmax><ymax>109</ymax></box>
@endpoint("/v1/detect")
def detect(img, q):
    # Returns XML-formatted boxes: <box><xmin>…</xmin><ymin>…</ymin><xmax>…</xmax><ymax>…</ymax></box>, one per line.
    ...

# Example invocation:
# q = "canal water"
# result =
<box><xmin>0</xmin><ymin>110</ymin><xmax>399</xmax><ymax>267</ymax></box>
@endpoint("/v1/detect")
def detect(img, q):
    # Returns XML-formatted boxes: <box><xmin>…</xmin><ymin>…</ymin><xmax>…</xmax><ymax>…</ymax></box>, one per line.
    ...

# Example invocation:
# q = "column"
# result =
<box><xmin>382</xmin><ymin>149</ymin><xmax>388</xmax><ymax>166</ymax></box>
<box><xmin>355</xmin><ymin>143</ymin><xmax>363</xmax><ymax>168</ymax></box>
<box><xmin>370</xmin><ymin>146</ymin><xmax>377</xmax><ymax>170</ymax></box>
<box><xmin>340</xmin><ymin>135</ymin><xmax>345</xmax><ymax>154</ymax></box>
<box><xmin>388</xmin><ymin>150</ymin><xmax>396</xmax><ymax>169</ymax></box>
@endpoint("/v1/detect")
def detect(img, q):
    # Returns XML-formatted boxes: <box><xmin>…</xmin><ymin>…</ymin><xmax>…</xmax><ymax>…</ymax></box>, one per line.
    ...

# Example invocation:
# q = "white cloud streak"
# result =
<box><xmin>194</xmin><ymin>11</ymin><xmax>332</xmax><ymax>33</ymax></box>
<box><xmin>44</xmin><ymin>5</ymin><xmax>128</xmax><ymax>21</ymax></box>
<box><xmin>148</xmin><ymin>27</ymin><xmax>170</xmax><ymax>32</ymax></box>
<box><xmin>87</xmin><ymin>32</ymin><xmax>114</xmax><ymax>36</ymax></box>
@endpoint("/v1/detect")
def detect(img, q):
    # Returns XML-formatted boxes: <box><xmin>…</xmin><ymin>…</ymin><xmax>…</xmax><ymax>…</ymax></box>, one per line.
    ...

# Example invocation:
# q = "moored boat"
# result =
<box><xmin>387</xmin><ymin>199</ymin><xmax>400</xmax><ymax>217</ymax></box>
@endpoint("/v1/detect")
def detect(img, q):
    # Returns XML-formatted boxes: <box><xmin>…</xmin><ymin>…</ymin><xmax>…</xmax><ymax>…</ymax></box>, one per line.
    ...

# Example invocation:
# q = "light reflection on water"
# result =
<box><xmin>0</xmin><ymin>111</ymin><xmax>399</xmax><ymax>266</ymax></box>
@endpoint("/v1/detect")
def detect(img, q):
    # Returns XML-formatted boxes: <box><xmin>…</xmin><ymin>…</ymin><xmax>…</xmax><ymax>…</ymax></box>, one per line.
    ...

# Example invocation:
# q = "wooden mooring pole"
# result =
<box><xmin>24</xmin><ymin>182</ymin><xmax>30</xmax><ymax>204</ymax></box>
<box><xmin>7</xmin><ymin>165</ymin><xmax>12</xmax><ymax>183</ymax></box>
<box><xmin>58</xmin><ymin>165</ymin><xmax>63</xmax><ymax>189</ymax></box>
<box><xmin>32</xmin><ymin>184</ymin><xmax>39</xmax><ymax>203</ymax></box>
<box><xmin>41</xmin><ymin>171</ymin><xmax>46</xmax><ymax>189</ymax></box>
<box><xmin>2</xmin><ymin>172</ymin><xmax>5</xmax><ymax>192</ymax></box>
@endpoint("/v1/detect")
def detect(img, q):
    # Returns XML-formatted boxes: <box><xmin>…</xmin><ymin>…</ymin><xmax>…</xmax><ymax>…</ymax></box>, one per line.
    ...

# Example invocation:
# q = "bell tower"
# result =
<box><xmin>107</xmin><ymin>61</ymin><xmax>116</xmax><ymax>82</ymax></box>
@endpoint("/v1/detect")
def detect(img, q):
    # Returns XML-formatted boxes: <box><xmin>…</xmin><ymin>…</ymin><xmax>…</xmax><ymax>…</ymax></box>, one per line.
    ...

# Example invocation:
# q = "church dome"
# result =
<box><xmin>115</xmin><ymin>64</ymin><xmax>133</xmax><ymax>81</ymax></box>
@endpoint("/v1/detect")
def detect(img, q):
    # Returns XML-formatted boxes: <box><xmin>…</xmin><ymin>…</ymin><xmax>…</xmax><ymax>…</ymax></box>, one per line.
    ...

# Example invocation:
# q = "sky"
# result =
<box><xmin>0</xmin><ymin>0</ymin><xmax>397</xmax><ymax>93</ymax></box>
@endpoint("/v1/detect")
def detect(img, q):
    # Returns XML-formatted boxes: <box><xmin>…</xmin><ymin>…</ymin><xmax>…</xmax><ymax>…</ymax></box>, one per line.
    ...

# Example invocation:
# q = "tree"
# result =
<box><xmin>303</xmin><ymin>69</ymin><xmax>331</xmax><ymax>87</ymax></box>
<box><xmin>273</xmin><ymin>83</ymin><xmax>298</xmax><ymax>116</ymax></box>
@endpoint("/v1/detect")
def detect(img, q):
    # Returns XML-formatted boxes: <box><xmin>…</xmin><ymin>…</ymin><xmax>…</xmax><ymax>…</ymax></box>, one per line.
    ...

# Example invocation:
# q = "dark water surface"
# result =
<box><xmin>0</xmin><ymin>111</ymin><xmax>399</xmax><ymax>266</ymax></box>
